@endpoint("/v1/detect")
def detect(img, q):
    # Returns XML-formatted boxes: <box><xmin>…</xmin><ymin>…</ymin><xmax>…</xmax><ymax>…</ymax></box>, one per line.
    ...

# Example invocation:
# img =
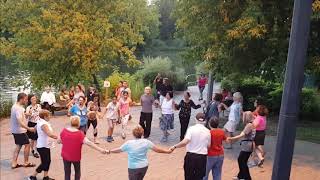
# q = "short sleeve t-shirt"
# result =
<box><xmin>60</xmin><ymin>128</ymin><xmax>85</xmax><ymax>162</ymax></box>
<box><xmin>36</xmin><ymin>119</ymin><xmax>52</xmax><ymax>148</ymax></box>
<box><xmin>10</xmin><ymin>104</ymin><xmax>27</xmax><ymax>134</ymax></box>
<box><xmin>185</xmin><ymin>124</ymin><xmax>211</xmax><ymax>155</ymax></box>
<box><xmin>229</xmin><ymin>102</ymin><xmax>242</xmax><ymax>122</ymax></box>
<box><xmin>106</xmin><ymin>102</ymin><xmax>119</xmax><ymax>119</ymax></box>
<box><xmin>141</xmin><ymin>94</ymin><xmax>155</xmax><ymax>113</ymax></box>
<box><xmin>70</xmin><ymin>105</ymin><xmax>88</xmax><ymax>126</ymax></box>
<box><xmin>242</xmin><ymin>123</ymin><xmax>256</xmax><ymax>140</ymax></box>
<box><xmin>208</xmin><ymin>129</ymin><xmax>227</xmax><ymax>156</ymax></box>
<box><xmin>120</xmin><ymin>139</ymin><xmax>154</xmax><ymax>169</ymax></box>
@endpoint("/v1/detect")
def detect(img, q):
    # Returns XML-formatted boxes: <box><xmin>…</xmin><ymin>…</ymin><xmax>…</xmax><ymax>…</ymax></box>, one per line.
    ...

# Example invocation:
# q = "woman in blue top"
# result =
<box><xmin>108</xmin><ymin>125</ymin><xmax>173</xmax><ymax>180</ymax></box>
<box><xmin>69</xmin><ymin>96</ymin><xmax>88</xmax><ymax>134</ymax></box>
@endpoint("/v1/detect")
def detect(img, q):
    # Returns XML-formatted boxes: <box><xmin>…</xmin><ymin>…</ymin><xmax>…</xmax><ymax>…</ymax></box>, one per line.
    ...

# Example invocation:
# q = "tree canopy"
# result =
<box><xmin>0</xmin><ymin>0</ymin><xmax>159</xmax><ymax>88</ymax></box>
<box><xmin>174</xmin><ymin>0</ymin><xmax>320</xmax><ymax>82</ymax></box>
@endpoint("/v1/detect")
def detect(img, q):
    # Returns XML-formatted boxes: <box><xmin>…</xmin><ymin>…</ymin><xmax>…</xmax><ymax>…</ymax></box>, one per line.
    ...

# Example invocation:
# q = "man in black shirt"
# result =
<box><xmin>159</xmin><ymin>78</ymin><xmax>173</xmax><ymax>104</ymax></box>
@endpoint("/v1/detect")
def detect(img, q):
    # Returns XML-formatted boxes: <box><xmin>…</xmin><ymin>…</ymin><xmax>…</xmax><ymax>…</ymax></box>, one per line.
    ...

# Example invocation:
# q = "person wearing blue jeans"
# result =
<box><xmin>203</xmin><ymin>117</ymin><xmax>228</xmax><ymax>180</ymax></box>
<box><xmin>203</xmin><ymin>155</ymin><xmax>224</xmax><ymax>180</ymax></box>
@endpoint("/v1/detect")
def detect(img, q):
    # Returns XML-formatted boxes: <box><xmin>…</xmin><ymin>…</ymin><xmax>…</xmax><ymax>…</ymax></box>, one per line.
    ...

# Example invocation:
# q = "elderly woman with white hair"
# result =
<box><xmin>228</xmin><ymin>111</ymin><xmax>256</xmax><ymax>180</ymax></box>
<box><xmin>220</xmin><ymin>92</ymin><xmax>243</xmax><ymax>149</ymax></box>
<box><xmin>59</xmin><ymin>116</ymin><xmax>107</xmax><ymax>180</ymax></box>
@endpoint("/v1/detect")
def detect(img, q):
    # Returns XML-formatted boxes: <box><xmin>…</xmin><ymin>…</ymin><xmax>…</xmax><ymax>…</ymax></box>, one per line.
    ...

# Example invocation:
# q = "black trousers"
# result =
<box><xmin>87</xmin><ymin>119</ymin><xmax>98</xmax><ymax>137</ymax></box>
<box><xmin>128</xmin><ymin>166</ymin><xmax>148</xmax><ymax>180</ymax></box>
<box><xmin>237</xmin><ymin>151</ymin><xmax>252</xmax><ymax>180</ymax></box>
<box><xmin>42</xmin><ymin>102</ymin><xmax>54</xmax><ymax>114</ymax></box>
<box><xmin>139</xmin><ymin>112</ymin><xmax>153</xmax><ymax>138</ymax></box>
<box><xmin>36</xmin><ymin>148</ymin><xmax>51</xmax><ymax>173</ymax></box>
<box><xmin>179</xmin><ymin>116</ymin><xmax>190</xmax><ymax>141</ymax></box>
<box><xmin>63</xmin><ymin>160</ymin><xmax>81</xmax><ymax>180</ymax></box>
<box><xmin>184</xmin><ymin>152</ymin><xmax>207</xmax><ymax>180</ymax></box>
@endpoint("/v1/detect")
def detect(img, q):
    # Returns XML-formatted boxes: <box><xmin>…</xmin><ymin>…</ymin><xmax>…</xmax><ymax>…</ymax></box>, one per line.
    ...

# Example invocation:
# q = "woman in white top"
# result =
<box><xmin>220</xmin><ymin>92</ymin><xmax>243</xmax><ymax>149</ymax></box>
<box><xmin>28</xmin><ymin>110</ymin><xmax>58</xmax><ymax>180</ymax></box>
<box><xmin>159</xmin><ymin>91</ymin><xmax>175</xmax><ymax>142</ymax></box>
<box><xmin>25</xmin><ymin>94</ymin><xmax>41</xmax><ymax>158</ymax></box>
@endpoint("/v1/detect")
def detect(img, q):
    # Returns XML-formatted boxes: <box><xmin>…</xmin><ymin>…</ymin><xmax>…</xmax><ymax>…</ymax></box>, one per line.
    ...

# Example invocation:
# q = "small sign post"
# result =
<box><xmin>104</xmin><ymin>80</ymin><xmax>110</xmax><ymax>103</ymax></box>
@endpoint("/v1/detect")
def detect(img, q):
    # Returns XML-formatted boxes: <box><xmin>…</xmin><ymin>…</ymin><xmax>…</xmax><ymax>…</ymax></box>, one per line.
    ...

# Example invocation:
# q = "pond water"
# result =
<box><xmin>0</xmin><ymin>59</ymin><xmax>31</xmax><ymax>102</ymax></box>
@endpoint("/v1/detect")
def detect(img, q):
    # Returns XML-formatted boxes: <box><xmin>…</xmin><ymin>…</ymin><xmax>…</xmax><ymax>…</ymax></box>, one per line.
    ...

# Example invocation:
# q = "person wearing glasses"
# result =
<box><xmin>69</xmin><ymin>96</ymin><xmax>88</xmax><ymax>134</ymax></box>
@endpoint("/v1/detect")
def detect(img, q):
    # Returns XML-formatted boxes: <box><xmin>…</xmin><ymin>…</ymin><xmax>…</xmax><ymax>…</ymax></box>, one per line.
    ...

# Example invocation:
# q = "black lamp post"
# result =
<box><xmin>272</xmin><ymin>0</ymin><xmax>313</xmax><ymax>179</ymax></box>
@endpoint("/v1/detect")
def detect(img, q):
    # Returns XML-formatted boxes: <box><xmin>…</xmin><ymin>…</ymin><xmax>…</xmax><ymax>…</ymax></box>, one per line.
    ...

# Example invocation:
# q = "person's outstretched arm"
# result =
<box><xmin>42</xmin><ymin>124</ymin><xmax>58</xmax><ymax>139</ymax></box>
<box><xmin>151</xmin><ymin>145</ymin><xmax>172</xmax><ymax>154</ymax></box>
<box><xmin>84</xmin><ymin>137</ymin><xmax>106</xmax><ymax>154</ymax></box>
<box><xmin>170</xmin><ymin>138</ymin><xmax>190</xmax><ymax>151</ymax></box>
<box><xmin>109</xmin><ymin>148</ymin><xmax>123</xmax><ymax>153</ymax></box>
<box><xmin>190</xmin><ymin>100</ymin><xmax>201</xmax><ymax>109</ymax></box>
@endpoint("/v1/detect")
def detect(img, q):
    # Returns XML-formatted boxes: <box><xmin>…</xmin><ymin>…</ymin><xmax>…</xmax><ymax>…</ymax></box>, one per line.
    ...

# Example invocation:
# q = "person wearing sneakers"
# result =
<box><xmin>105</xmin><ymin>96</ymin><xmax>120</xmax><ymax>142</ymax></box>
<box><xmin>119</xmin><ymin>91</ymin><xmax>132</xmax><ymax>139</ymax></box>
<box><xmin>228</xmin><ymin>111</ymin><xmax>256</xmax><ymax>180</ymax></box>
<box><xmin>25</xmin><ymin>94</ymin><xmax>41</xmax><ymax>158</ymax></box>
<box><xmin>170</xmin><ymin>113</ymin><xmax>211</xmax><ymax>180</ymax></box>
<box><xmin>28</xmin><ymin>110</ymin><xmax>58</xmax><ymax>180</ymax></box>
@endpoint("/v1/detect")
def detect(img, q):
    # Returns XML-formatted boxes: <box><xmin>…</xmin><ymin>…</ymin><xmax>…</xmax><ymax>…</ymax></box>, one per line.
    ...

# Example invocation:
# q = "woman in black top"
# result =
<box><xmin>175</xmin><ymin>92</ymin><xmax>201</xmax><ymax>141</ymax></box>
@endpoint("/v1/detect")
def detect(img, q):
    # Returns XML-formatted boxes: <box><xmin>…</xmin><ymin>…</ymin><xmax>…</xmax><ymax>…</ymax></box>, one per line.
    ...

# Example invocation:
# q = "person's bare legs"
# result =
<box><xmin>12</xmin><ymin>145</ymin><xmax>22</xmax><ymax>167</ymax></box>
<box><xmin>108</xmin><ymin>127</ymin><xmax>114</xmax><ymax>137</ymax></box>
<box><xmin>24</xmin><ymin>144</ymin><xmax>31</xmax><ymax>164</ymax></box>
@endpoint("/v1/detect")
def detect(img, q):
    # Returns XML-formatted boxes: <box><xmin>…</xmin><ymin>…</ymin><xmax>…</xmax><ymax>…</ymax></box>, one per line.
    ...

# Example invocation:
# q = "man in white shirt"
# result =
<box><xmin>40</xmin><ymin>86</ymin><xmax>56</xmax><ymax>114</ymax></box>
<box><xmin>170</xmin><ymin>113</ymin><xmax>211</xmax><ymax>180</ymax></box>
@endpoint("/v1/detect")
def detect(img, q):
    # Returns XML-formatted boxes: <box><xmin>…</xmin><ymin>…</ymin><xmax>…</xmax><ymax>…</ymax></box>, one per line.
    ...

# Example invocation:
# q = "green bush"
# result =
<box><xmin>220</xmin><ymin>76</ymin><xmax>320</xmax><ymax>119</ymax></box>
<box><xmin>0</xmin><ymin>100</ymin><xmax>12</xmax><ymax>118</ymax></box>
<box><xmin>105</xmin><ymin>71</ymin><xmax>144</xmax><ymax>102</ymax></box>
<box><xmin>136</xmin><ymin>57</ymin><xmax>187</xmax><ymax>91</ymax></box>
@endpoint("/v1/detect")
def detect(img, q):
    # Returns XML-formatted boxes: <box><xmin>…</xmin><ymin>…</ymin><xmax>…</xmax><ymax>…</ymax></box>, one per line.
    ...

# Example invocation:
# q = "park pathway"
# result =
<box><xmin>1</xmin><ymin>85</ymin><xmax>320</xmax><ymax>180</ymax></box>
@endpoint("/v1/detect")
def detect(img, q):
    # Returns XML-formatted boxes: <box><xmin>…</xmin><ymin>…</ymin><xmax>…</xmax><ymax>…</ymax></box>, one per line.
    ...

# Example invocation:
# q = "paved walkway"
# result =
<box><xmin>1</xmin><ymin>85</ymin><xmax>320</xmax><ymax>180</ymax></box>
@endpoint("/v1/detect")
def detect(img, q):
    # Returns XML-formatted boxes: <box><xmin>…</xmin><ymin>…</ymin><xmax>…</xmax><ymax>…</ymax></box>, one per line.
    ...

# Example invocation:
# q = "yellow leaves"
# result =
<box><xmin>227</xmin><ymin>17</ymin><xmax>267</xmax><ymax>40</ymax></box>
<box><xmin>313</xmin><ymin>0</ymin><xmax>320</xmax><ymax>12</ymax></box>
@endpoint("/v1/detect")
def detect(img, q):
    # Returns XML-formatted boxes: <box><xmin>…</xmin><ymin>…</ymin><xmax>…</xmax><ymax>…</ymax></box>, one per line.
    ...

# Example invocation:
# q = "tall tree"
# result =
<box><xmin>0</xmin><ymin>0</ymin><xmax>159</xmax><ymax>89</ymax></box>
<box><xmin>174</xmin><ymin>0</ymin><xmax>320</xmax><ymax>82</ymax></box>
<box><xmin>157</xmin><ymin>0</ymin><xmax>176</xmax><ymax>40</ymax></box>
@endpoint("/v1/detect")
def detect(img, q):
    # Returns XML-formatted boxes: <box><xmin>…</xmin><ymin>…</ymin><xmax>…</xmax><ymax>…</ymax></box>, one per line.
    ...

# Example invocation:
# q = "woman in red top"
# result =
<box><xmin>58</xmin><ymin>116</ymin><xmax>107</xmax><ymax>180</ymax></box>
<box><xmin>204</xmin><ymin>117</ymin><xmax>228</xmax><ymax>180</ymax></box>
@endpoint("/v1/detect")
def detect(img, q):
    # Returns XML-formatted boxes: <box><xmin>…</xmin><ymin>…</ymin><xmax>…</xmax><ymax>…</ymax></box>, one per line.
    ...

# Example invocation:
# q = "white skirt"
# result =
<box><xmin>224</xmin><ymin>120</ymin><xmax>239</xmax><ymax>133</ymax></box>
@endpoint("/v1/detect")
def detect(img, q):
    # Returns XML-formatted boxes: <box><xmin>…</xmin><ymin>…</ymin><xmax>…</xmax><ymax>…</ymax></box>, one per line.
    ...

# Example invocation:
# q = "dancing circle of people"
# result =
<box><xmin>9</xmin><ymin>74</ymin><xmax>268</xmax><ymax>180</ymax></box>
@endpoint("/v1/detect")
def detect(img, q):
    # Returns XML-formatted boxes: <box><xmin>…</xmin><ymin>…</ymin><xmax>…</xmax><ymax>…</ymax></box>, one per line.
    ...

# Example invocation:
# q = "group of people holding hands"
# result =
<box><xmin>9</xmin><ymin>74</ymin><xmax>268</xmax><ymax>180</ymax></box>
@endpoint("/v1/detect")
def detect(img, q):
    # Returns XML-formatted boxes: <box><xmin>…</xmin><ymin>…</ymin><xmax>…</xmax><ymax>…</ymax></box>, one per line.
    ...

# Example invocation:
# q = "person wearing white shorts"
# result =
<box><xmin>105</xmin><ymin>97</ymin><xmax>120</xmax><ymax>142</ymax></box>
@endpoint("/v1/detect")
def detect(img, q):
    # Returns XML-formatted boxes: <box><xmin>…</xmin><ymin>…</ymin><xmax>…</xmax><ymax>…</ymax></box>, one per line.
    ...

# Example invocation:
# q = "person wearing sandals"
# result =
<box><xmin>175</xmin><ymin>91</ymin><xmax>201</xmax><ymax>141</ymax></box>
<box><xmin>252</xmin><ymin>105</ymin><xmax>268</xmax><ymax>167</ymax></box>
<box><xmin>108</xmin><ymin>125</ymin><xmax>173</xmax><ymax>180</ymax></box>
<box><xmin>220</xmin><ymin>92</ymin><xmax>243</xmax><ymax>149</ymax></box>
<box><xmin>159</xmin><ymin>91</ymin><xmax>175</xmax><ymax>142</ymax></box>
<box><xmin>25</xmin><ymin>94</ymin><xmax>41</xmax><ymax>158</ymax></box>
<box><xmin>59</xmin><ymin>116</ymin><xmax>107</xmax><ymax>180</ymax></box>
<box><xmin>228</xmin><ymin>111</ymin><xmax>256</xmax><ymax>180</ymax></box>
<box><xmin>11</xmin><ymin>93</ymin><xmax>36</xmax><ymax>169</ymax></box>
<box><xmin>119</xmin><ymin>91</ymin><xmax>132</xmax><ymax>139</ymax></box>
<box><xmin>28</xmin><ymin>110</ymin><xmax>58</xmax><ymax>180</ymax></box>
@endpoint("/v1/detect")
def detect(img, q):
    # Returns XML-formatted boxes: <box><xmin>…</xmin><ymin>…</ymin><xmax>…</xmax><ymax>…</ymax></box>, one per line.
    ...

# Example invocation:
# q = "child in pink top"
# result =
<box><xmin>119</xmin><ymin>91</ymin><xmax>132</xmax><ymax>139</ymax></box>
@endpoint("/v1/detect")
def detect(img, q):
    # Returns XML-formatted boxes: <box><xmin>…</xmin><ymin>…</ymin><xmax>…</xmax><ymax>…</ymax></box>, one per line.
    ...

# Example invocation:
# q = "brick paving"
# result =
<box><xmin>1</xmin><ymin>86</ymin><xmax>320</xmax><ymax>180</ymax></box>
